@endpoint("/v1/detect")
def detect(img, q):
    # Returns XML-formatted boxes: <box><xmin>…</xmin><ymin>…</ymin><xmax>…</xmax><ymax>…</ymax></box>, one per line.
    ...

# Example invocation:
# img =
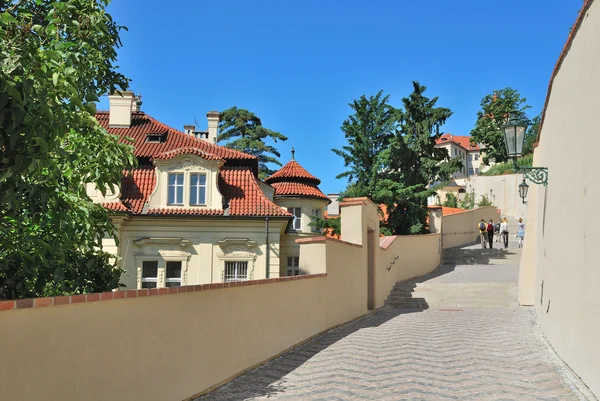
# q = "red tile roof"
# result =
<box><xmin>95</xmin><ymin>111</ymin><xmax>255</xmax><ymax>162</ymax></box>
<box><xmin>101</xmin><ymin>201</ymin><xmax>129</xmax><ymax>212</ymax></box>
<box><xmin>219</xmin><ymin>167</ymin><xmax>292</xmax><ymax>217</ymax></box>
<box><xmin>155</xmin><ymin>147</ymin><xmax>222</xmax><ymax>161</ymax></box>
<box><xmin>264</xmin><ymin>159</ymin><xmax>329</xmax><ymax>202</ymax></box>
<box><xmin>118</xmin><ymin>166</ymin><xmax>156</xmax><ymax>214</ymax></box>
<box><xmin>95</xmin><ymin>112</ymin><xmax>292</xmax><ymax>218</ymax></box>
<box><xmin>264</xmin><ymin>160</ymin><xmax>321</xmax><ymax>184</ymax></box>
<box><xmin>269</xmin><ymin>182</ymin><xmax>329</xmax><ymax>201</ymax></box>
<box><xmin>435</xmin><ymin>134</ymin><xmax>480</xmax><ymax>151</ymax></box>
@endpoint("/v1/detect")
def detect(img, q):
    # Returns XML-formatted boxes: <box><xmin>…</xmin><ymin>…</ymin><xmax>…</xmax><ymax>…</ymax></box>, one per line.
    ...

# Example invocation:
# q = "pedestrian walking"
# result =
<box><xmin>500</xmin><ymin>217</ymin><xmax>509</xmax><ymax>249</ymax></box>
<box><xmin>494</xmin><ymin>220</ymin><xmax>501</xmax><ymax>243</ymax></box>
<box><xmin>517</xmin><ymin>218</ymin><xmax>525</xmax><ymax>248</ymax></box>
<box><xmin>487</xmin><ymin>219</ymin><xmax>495</xmax><ymax>249</ymax></box>
<box><xmin>478</xmin><ymin>219</ymin><xmax>487</xmax><ymax>249</ymax></box>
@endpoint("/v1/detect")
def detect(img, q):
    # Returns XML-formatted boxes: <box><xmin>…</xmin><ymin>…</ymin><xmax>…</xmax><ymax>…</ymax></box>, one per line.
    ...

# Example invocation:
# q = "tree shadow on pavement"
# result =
<box><xmin>442</xmin><ymin>242</ymin><xmax>520</xmax><ymax>265</ymax></box>
<box><xmin>194</xmin><ymin>308</ymin><xmax>417</xmax><ymax>401</ymax></box>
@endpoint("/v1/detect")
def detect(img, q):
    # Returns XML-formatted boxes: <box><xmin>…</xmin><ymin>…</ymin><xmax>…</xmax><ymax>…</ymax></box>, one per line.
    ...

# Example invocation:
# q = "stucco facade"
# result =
<box><xmin>93</xmin><ymin>96</ymin><xmax>328</xmax><ymax>290</ymax></box>
<box><xmin>519</xmin><ymin>0</ymin><xmax>600</xmax><ymax>396</ymax></box>
<box><xmin>435</xmin><ymin>134</ymin><xmax>484</xmax><ymax>178</ymax></box>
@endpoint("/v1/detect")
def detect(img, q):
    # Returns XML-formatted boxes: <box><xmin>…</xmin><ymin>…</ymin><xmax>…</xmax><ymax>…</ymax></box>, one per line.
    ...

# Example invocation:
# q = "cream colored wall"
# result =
<box><xmin>467</xmin><ymin>174</ymin><xmax>528</xmax><ymax>219</ymax></box>
<box><xmin>441</xmin><ymin>206</ymin><xmax>498</xmax><ymax>249</ymax></box>
<box><xmin>0</xmin><ymin>278</ymin><xmax>332</xmax><ymax>401</ymax></box>
<box><xmin>276</xmin><ymin>197</ymin><xmax>329</xmax><ymax>275</ymax></box>
<box><xmin>86</xmin><ymin>183</ymin><xmax>121</xmax><ymax>204</ymax></box>
<box><xmin>436</xmin><ymin>142</ymin><xmax>467</xmax><ymax>179</ymax></box>
<box><xmin>519</xmin><ymin>2</ymin><xmax>600</xmax><ymax>396</ymax></box>
<box><xmin>150</xmin><ymin>155</ymin><xmax>224</xmax><ymax>210</ymax></box>
<box><xmin>0</xmin><ymin>197</ymin><xmax>444</xmax><ymax>401</ymax></box>
<box><xmin>117</xmin><ymin>217</ymin><xmax>286</xmax><ymax>288</ymax></box>
<box><xmin>375</xmin><ymin>234</ymin><xmax>441</xmax><ymax>308</ymax></box>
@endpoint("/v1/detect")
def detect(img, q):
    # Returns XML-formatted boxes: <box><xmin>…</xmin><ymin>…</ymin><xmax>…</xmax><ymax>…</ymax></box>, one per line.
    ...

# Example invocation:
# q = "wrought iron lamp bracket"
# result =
<box><xmin>514</xmin><ymin>165</ymin><xmax>548</xmax><ymax>186</ymax></box>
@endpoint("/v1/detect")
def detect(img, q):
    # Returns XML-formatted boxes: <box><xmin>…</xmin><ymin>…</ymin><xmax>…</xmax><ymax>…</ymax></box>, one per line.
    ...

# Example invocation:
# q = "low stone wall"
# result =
<box><xmin>0</xmin><ymin>197</ymin><xmax>442</xmax><ymax>401</ymax></box>
<box><xmin>441</xmin><ymin>206</ymin><xmax>499</xmax><ymax>249</ymax></box>
<box><xmin>376</xmin><ymin>234</ymin><xmax>441</xmax><ymax>308</ymax></box>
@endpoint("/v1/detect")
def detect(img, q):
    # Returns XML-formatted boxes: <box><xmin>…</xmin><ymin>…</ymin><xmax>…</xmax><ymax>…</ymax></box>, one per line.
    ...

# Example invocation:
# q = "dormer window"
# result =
<box><xmin>146</xmin><ymin>133</ymin><xmax>166</xmax><ymax>143</ymax></box>
<box><xmin>168</xmin><ymin>173</ymin><xmax>184</xmax><ymax>205</ymax></box>
<box><xmin>190</xmin><ymin>173</ymin><xmax>207</xmax><ymax>205</ymax></box>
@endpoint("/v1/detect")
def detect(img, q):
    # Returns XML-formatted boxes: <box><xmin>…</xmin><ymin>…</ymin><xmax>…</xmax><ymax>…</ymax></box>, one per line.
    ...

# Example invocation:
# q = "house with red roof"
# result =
<box><xmin>435</xmin><ymin>133</ymin><xmax>487</xmax><ymax>178</ymax></box>
<box><xmin>89</xmin><ymin>91</ymin><xmax>329</xmax><ymax>289</ymax></box>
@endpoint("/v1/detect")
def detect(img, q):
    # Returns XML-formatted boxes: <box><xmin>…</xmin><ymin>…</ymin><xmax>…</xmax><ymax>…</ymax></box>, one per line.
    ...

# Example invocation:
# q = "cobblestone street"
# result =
<box><xmin>197</xmin><ymin>240</ymin><xmax>596</xmax><ymax>401</ymax></box>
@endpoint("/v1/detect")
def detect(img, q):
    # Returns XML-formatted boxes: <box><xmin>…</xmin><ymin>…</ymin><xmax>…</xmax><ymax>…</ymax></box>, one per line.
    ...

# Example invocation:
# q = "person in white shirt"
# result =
<box><xmin>500</xmin><ymin>218</ymin><xmax>509</xmax><ymax>249</ymax></box>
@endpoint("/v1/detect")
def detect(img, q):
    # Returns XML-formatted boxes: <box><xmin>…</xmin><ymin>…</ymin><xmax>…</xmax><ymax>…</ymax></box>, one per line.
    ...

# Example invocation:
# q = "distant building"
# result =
<box><xmin>435</xmin><ymin>134</ymin><xmax>485</xmax><ymax>178</ymax></box>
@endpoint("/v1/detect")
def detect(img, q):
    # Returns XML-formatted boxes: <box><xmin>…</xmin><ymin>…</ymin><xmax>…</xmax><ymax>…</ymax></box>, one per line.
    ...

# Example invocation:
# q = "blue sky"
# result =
<box><xmin>99</xmin><ymin>0</ymin><xmax>581</xmax><ymax>194</ymax></box>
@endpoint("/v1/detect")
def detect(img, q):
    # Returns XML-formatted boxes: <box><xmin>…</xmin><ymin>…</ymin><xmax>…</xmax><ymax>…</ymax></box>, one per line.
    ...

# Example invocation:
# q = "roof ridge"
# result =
<box><xmin>144</xmin><ymin>114</ymin><xmax>256</xmax><ymax>161</ymax></box>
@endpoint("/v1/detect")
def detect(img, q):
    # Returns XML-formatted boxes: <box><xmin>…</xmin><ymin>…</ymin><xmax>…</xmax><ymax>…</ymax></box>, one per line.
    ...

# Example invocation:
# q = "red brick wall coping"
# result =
<box><xmin>0</xmin><ymin>274</ymin><xmax>327</xmax><ymax>313</ymax></box>
<box><xmin>296</xmin><ymin>236</ymin><xmax>362</xmax><ymax>248</ymax></box>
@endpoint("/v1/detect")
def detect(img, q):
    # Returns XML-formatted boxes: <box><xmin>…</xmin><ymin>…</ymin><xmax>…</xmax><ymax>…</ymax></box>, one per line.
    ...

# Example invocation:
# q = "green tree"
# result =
<box><xmin>332</xmin><ymin>91</ymin><xmax>397</xmax><ymax>200</ymax></box>
<box><xmin>459</xmin><ymin>192</ymin><xmax>475</xmax><ymax>210</ymax></box>
<box><xmin>309</xmin><ymin>216</ymin><xmax>341</xmax><ymax>237</ymax></box>
<box><xmin>523</xmin><ymin>114</ymin><xmax>540</xmax><ymax>155</ymax></box>
<box><xmin>0</xmin><ymin>0</ymin><xmax>136</xmax><ymax>299</ymax></box>
<box><xmin>443</xmin><ymin>192</ymin><xmax>458</xmax><ymax>208</ymax></box>
<box><xmin>218</xmin><ymin>107</ymin><xmax>288</xmax><ymax>180</ymax></box>
<box><xmin>470</xmin><ymin>88</ymin><xmax>531</xmax><ymax>165</ymax></box>
<box><xmin>378</xmin><ymin>82</ymin><xmax>462</xmax><ymax>234</ymax></box>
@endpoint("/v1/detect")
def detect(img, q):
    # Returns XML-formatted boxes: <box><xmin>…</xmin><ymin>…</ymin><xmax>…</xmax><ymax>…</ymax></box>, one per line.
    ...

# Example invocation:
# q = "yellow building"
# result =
<box><xmin>435</xmin><ymin>133</ymin><xmax>484</xmax><ymax>178</ymax></box>
<box><xmin>90</xmin><ymin>92</ymin><xmax>328</xmax><ymax>289</ymax></box>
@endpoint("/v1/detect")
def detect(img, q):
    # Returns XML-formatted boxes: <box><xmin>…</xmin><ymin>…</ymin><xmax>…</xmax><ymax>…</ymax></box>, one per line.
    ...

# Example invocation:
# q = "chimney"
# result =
<box><xmin>206</xmin><ymin>111</ymin><xmax>220</xmax><ymax>143</ymax></box>
<box><xmin>183</xmin><ymin>125</ymin><xmax>195</xmax><ymax>136</ymax></box>
<box><xmin>108</xmin><ymin>90</ymin><xmax>135</xmax><ymax>128</ymax></box>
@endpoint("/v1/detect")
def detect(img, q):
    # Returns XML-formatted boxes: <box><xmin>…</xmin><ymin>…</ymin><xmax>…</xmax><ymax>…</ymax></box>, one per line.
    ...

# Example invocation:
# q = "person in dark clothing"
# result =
<box><xmin>487</xmin><ymin>219</ymin><xmax>495</xmax><ymax>249</ymax></box>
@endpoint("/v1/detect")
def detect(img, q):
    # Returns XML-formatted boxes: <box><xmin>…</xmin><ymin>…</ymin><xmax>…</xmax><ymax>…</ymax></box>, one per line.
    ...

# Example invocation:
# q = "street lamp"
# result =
<box><xmin>502</xmin><ymin>112</ymin><xmax>548</xmax><ymax>203</ymax></box>
<box><xmin>518</xmin><ymin>179</ymin><xmax>529</xmax><ymax>204</ymax></box>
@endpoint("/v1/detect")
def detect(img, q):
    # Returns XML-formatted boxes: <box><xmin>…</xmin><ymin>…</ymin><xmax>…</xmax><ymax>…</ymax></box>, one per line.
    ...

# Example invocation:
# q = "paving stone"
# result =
<box><xmin>196</xmin><ymin>241</ymin><xmax>596</xmax><ymax>401</ymax></box>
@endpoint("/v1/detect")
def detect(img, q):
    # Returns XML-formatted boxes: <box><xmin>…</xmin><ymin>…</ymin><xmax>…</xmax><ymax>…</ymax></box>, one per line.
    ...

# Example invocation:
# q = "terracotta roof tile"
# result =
<box><xmin>220</xmin><ymin>167</ymin><xmax>292</xmax><ymax>217</ymax></box>
<box><xmin>155</xmin><ymin>147</ymin><xmax>222</xmax><ymax>161</ymax></box>
<box><xmin>95</xmin><ymin>111</ymin><xmax>255</xmax><ymax>162</ymax></box>
<box><xmin>121</xmin><ymin>166</ymin><xmax>156</xmax><ymax>214</ymax></box>
<box><xmin>435</xmin><ymin>134</ymin><xmax>481</xmax><ymax>151</ymax></box>
<box><xmin>269</xmin><ymin>182</ymin><xmax>329</xmax><ymax>201</ymax></box>
<box><xmin>101</xmin><ymin>202</ymin><xmax>128</xmax><ymax>212</ymax></box>
<box><xmin>264</xmin><ymin>160</ymin><xmax>320</xmax><ymax>184</ymax></box>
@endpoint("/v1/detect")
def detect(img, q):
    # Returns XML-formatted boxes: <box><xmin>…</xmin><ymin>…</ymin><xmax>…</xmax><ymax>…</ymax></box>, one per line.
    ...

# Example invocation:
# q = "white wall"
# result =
<box><xmin>519</xmin><ymin>1</ymin><xmax>600</xmax><ymax>396</ymax></box>
<box><xmin>467</xmin><ymin>174</ymin><xmax>528</xmax><ymax>219</ymax></box>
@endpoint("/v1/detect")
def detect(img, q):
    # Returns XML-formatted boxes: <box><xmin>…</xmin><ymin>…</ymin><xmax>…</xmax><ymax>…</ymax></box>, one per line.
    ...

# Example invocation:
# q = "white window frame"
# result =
<box><xmin>224</xmin><ymin>261</ymin><xmax>248</xmax><ymax>282</ymax></box>
<box><xmin>474</xmin><ymin>153</ymin><xmax>479</xmax><ymax>161</ymax></box>
<box><xmin>141</xmin><ymin>260</ymin><xmax>159</xmax><ymax>289</ymax></box>
<box><xmin>167</xmin><ymin>173</ymin><xmax>184</xmax><ymax>205</ymax></box>
<box><xmin>287</xmin><ymin>256</ymin><xmax>299</xmax><ymax>276</ymax></box>
<box><xmin>189</xmin><ymin>173</ymin><xmax>207</xmax><ymax>206</ymax></box>
<box><xmin>288</xmin><ymin>207</ymin><xmax>302</xmax><ymax>231</ymax></box>
<box><xmin>165</xmin><ymin>261</ymin><xmax>183</xmax><ymax>287</ymax></box>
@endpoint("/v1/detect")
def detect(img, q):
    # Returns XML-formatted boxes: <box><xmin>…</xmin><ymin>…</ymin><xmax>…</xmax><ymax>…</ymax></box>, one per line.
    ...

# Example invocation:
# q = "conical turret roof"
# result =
<box><xmin>264</xmin><ymin>149</ymin><xmax>329</xmax><ymax>202</ymax></box>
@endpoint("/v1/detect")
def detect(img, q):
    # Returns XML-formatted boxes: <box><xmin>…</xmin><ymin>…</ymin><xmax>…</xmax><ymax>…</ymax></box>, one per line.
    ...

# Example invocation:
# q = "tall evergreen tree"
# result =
<box><xmin>218</xmin><ymin>107</ymin><xmax>287</xmax><ymax>180</ymax></box>
<box><xmin>332</xmin><ymin>91</ymin><xmax>396</xmax><ymax>199</ymax></box>
<box><xmin>470</xmin><ymin>88</ymin><xmax>531</xmax><ymax>164</ymax></box>
<box><xmin>523</xmin><ymin>114</ymin><xmax>540</xmax><ymax>155</ymax></box>
<box><xmin>378</xmin><ymin>82</ymin><xmax>461</xmax><ymax>234</ymax></box>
